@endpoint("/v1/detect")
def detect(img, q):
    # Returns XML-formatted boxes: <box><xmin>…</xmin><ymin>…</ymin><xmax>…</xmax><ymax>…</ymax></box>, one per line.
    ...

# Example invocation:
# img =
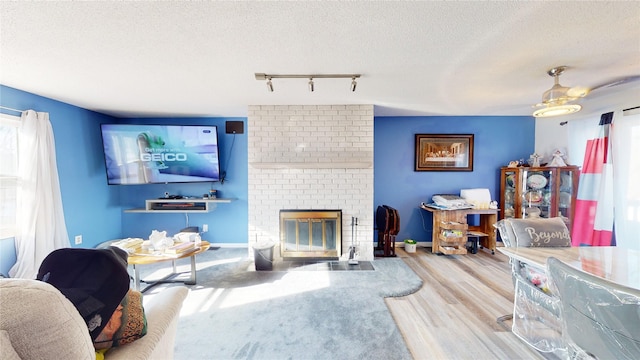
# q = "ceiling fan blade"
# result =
<box><xmin>567</xmin><ymin>86</ymin><xmax>590</xmax><ymax>98</ymax></box>
<box><xmin>589</xmin><ymin>75</ymin><xmax>640</xmax><ymax>93</ymax></box>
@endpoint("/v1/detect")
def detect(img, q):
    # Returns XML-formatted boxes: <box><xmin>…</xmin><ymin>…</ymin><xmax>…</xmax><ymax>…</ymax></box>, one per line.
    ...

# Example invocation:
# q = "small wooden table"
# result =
<box><xmin>128</xmin><ymin>241</ymin><xmax>210</xmax><ymax>292</ymax></box>
<box><xmin>420</xmin><ymin>206</ymin><xmax>499</xmax><ymax>255</ymax></box>
<box><xmin>497</xmin><ymin>246</ymin><xmax>640</xmax><ymax>290</ymax></box>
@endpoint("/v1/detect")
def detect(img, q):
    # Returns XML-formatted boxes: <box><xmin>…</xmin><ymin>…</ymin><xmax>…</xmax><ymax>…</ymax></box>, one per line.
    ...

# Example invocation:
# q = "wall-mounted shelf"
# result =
<box><xmin>250</xmin><ymin>162</ymin><xmax>372</xmax><ymax>169</ymax></box>
<box><xmin>124</xmin><ymin>198</ymin><xmax>236</xmax><ymax>213</ymax></box>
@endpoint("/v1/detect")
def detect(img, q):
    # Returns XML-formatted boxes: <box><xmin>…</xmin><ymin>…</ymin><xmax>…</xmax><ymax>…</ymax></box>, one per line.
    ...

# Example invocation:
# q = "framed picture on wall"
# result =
<box><xmin>415</xmin><ymin>134</ymin><xmax>474</xmax><ymax>171</ymax></box>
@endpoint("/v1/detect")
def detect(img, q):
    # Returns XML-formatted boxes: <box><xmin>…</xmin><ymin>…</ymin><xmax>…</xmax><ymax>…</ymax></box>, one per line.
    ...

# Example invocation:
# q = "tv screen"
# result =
<box><xmin>100</xmin><ymin>124</ymin><xmax>221</xmax><ymax>185</ymax></box>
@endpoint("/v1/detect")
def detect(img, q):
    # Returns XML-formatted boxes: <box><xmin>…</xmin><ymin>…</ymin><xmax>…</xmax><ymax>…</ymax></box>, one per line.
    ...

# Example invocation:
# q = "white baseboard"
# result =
<box><xmin>217</xmin><ymin>242</ymin><xmax>438</xmax><ymax>249</ymax></box>
<box><xmin>373</xmin><ymin>241</ymin><xmax>432</xmax><ymax>248</ymax></box>
<box><xmin>210</xmin><ymin>243</ymin><xmax>249</xmax><ymax>248</ymax></box>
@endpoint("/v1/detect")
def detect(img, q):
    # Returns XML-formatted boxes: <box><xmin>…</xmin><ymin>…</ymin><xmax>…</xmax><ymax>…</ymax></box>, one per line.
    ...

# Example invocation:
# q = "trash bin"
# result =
<box><xmin>252</xmin><ymin>241</ymin><xmax>275</xmax><ymax>271</ymax></box>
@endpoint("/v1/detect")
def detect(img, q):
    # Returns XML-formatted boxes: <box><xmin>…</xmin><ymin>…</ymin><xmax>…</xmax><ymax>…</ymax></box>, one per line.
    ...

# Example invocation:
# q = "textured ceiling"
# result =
<box><xmin>1</xmin><ymin>1</ymin><xmax>639</xmax><ymax>118</ymax></box>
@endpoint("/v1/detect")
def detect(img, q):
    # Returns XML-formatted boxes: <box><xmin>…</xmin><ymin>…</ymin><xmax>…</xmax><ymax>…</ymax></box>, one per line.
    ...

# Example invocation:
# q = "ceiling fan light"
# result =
<box><xmin>541</xmin><ymin>84</ymin><xmax>573</xmax><ymax>105</ymax></box>
<box><xmin>533</xmin><ymin>104</ymin><xmax>582</xmax><ymax>118</ymax></box>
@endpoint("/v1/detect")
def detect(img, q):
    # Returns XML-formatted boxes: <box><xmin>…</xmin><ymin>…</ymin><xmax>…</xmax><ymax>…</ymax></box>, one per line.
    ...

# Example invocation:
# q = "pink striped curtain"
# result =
<box><xmin>571</xmin><ymin>112</ymin><xmax>615</xmax><ymax>246</ymax></box>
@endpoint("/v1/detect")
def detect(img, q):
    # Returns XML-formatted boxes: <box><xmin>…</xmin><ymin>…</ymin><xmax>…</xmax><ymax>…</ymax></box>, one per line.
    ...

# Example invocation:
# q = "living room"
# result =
<box><xmin>1</xmin><ymin>2</ymin><xmax>639</xmax><ymax>358</ymax></box>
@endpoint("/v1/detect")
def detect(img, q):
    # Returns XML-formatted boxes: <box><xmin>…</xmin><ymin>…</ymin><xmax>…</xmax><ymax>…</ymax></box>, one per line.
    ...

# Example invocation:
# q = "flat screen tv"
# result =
<box><xmin>100</xmin><ymin>124</ymin><xmax>221</xmax><ymax>185</ymax></box>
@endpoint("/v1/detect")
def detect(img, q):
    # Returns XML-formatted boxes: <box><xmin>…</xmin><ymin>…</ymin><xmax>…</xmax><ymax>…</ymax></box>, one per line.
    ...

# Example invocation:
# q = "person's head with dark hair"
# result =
<box><xmin>36</xmin><ymin>246</ymin><xmax>130</xmax><ymax>340</ymax></box>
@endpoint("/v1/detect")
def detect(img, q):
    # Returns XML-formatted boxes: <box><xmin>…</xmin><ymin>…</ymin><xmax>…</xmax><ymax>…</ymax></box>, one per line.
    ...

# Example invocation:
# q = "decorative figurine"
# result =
<box><xmin>530</xmin><ymin>153</ymin><xmax>542</xmax><ymax>167</ymax></box>
<box><xmin>548</xmin><ymin>148</ymin><xmax>568</xmax><ymax>167</ymax></box>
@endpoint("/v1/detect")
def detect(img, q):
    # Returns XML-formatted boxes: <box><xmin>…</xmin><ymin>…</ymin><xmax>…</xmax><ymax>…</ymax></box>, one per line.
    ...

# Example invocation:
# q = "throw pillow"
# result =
<box><xmin>93</xmin><ymin>289</ymin><xmax>147</xmax><ymax>350</ymax></box>
<box><xmin>507</xmin><ymin>217</ymin><xmax>571</xmax><ymax>247</ymax></box>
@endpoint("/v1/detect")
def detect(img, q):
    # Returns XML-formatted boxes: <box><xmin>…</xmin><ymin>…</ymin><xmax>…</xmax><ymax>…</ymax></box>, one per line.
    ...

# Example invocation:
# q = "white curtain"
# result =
<box><xmin>611</xmin><ymin>109</ymin><xmax>640</xmax><ymax>250</ymax></box>
<box><xmin>9</xmin><ymin>110</ymin><xmax>69</xmax><ymax>278</ymax></box>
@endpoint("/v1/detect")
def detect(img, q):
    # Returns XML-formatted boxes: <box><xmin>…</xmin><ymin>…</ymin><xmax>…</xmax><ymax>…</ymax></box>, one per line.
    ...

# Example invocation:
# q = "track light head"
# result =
<box><xmin>266</xmin><ymin>77</ymin><xmax>274</xmax><ymax>92</ymax></box>
<box><xmin>256</xmin><ymin>73</ymin><xmax>361</xmax><ymax>92</ymax></box>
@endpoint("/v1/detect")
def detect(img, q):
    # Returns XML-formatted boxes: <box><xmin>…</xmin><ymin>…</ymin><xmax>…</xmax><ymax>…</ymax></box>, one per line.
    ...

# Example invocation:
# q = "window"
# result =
<box><xmin>614</xmin><ymin>109</ymin><xmax>640</xmax><ymax>249</ymax></box>
<box><xmin>0</xmin><ymin>113</ymin><xmax>19</xmax><ymax>239</ymax></box>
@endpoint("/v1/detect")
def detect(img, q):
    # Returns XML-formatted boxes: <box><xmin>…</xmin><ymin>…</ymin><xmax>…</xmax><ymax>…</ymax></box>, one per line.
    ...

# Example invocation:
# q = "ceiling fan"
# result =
<box><xmin>532</xmin><ymin>66</ymin><xmax>640</xmax><ymax>118</ymax></box>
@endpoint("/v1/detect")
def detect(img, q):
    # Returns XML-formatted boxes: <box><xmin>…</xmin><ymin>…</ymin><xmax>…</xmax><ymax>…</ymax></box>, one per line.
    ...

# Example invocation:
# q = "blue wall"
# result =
<box><xmin>1</xmin><ymin>85</ymin><xmax>534</xmax><ymax>275</ymax></box>
<box><xmin>0</xmin><ymin>85</ymin><xmax>248</xmax><ymax>275</ymax></box>
<box><xmin>116</xmin><ymin>117</ymin><xmax>248</xmax><ymax>243</ymax></box>
<box><xmin>374</xmin><ymin>116</ymin><xmax>534</xmax><ymax>242</ymax></box>
<box><xmin>1</xmin><ymin>85</ymin><xmax>122</xmax><ymax>275</ymax></box>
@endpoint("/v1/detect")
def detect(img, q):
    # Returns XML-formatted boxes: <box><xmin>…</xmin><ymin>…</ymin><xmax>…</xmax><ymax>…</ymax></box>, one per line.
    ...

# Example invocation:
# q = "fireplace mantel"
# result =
<box><xmin>250</xmin><ymin>162</ymin><xmax>372</xmax><ymax>169</ymax></box>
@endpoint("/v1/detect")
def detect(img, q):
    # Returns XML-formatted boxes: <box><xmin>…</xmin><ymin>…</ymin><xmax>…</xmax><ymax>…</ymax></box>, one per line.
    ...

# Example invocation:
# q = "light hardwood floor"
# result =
<box><xmin>386</xmin><ymin>246</ymin><xmax>546</xmax><ymax>359</ymax></box>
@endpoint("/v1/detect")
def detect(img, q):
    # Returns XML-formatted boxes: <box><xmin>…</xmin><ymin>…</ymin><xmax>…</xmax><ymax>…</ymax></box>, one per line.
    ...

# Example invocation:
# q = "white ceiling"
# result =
<box><xmin>1</xmin><ymin>1</ymin><xmax>639</xmax><ymax>118</ymax></box>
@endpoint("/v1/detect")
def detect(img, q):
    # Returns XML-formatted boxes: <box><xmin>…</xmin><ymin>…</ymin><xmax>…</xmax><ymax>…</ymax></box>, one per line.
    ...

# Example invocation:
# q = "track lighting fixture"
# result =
<box><xmin>266</xmin><ymin>77</ymin><xmax>273</xmax><ymax>92</ymax></box>
<box><xmin>255</xmin><ymin>73</ymin><xmax>361</xmax><ymax>92</ymax></box>
<box><xmin>267</xmin><ymin>78</ymin><xmax>273</xmax><ymax>92</ymax></box>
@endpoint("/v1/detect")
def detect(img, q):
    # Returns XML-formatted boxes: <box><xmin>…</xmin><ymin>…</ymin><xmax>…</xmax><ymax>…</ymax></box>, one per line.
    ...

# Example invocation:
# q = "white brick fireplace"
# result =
<box><xmin>247</xmin><ymin>105</ymin><xmax>374</xmax><ymax>261</ymax></box>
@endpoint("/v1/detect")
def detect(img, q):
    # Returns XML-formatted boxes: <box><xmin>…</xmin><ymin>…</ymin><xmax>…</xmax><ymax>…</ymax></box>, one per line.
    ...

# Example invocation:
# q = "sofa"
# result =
<box><xmin>0</xmin><ymin>278</ymin><xmax>188</xmax><ymax>360</ymax></box>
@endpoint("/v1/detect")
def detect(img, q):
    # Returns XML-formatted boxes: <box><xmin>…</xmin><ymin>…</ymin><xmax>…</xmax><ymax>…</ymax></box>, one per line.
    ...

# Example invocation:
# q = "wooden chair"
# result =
<box><xmin>375</xmin><ymin>205</ymin><xmax>399</xmax><ymax>257</ymax></box>
<box><xmin>547</xmin><ymin>257</ymin><xmax>640</xmax><ymax>359</ymax></box>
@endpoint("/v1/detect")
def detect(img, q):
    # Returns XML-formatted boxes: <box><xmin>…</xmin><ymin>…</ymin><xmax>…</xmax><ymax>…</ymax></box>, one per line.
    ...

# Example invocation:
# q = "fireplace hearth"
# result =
<box><xmin>279</xmin><ymin>209</ymin><xmax>342</xmax><ymax>259</ymax></box>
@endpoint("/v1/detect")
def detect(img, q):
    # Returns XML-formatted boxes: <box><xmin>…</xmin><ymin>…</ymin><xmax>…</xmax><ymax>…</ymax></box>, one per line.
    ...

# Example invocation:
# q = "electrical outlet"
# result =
<box><xmin>202</xmin><ymin>224</ymin><xmax>208</xmax><ymax>232</ymax></box>
<box><xmin>74</xmin><ymin>235</ymin><xmax>82</xmax><ymax>245</ymax></box>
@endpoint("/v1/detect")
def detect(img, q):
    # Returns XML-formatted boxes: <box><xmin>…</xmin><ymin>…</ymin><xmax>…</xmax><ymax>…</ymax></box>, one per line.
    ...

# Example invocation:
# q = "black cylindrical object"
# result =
<box><xmin>253</xmin><ymin>242</ymin><xmax>275</xmax><ymax>271</ymax></box>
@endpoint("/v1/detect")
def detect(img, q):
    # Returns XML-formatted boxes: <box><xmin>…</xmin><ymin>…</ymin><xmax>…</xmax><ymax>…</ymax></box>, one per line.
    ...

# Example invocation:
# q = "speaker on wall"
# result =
<box><xmin>225</xmin><ymin>121</ymin><xmax>244</xmax><ymax>134</ymax></box>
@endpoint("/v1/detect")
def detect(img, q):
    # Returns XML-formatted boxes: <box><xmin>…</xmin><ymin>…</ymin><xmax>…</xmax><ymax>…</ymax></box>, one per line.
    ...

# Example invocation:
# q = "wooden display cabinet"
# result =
<box><xmin>499</xmin><ymin>166</ymin><xmax>579</xmax><ymax>228</ymax></box>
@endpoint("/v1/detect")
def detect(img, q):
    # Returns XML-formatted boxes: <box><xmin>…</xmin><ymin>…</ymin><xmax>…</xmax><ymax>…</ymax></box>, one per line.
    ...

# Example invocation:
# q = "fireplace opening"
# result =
<box><xmin>280</xmin><ymin>209</ymin><xmax>342</xmax><ymax>260</ymax></box>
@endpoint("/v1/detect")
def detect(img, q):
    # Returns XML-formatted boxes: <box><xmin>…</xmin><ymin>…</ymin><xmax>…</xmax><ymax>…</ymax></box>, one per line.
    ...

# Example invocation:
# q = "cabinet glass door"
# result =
<box><xmin>558</xmin><ymin>169</ymin><xmax>575</xmax><ymax>222</ymax></box>
<box><xmin>521</xmin><ymin>169</ymin><xmax>552</xmax><ymax>219</ymax></box>
<box><xmin>503</xmin><ymin>170</ymin><xmax>517</xmax><ymax>218</ymax></box>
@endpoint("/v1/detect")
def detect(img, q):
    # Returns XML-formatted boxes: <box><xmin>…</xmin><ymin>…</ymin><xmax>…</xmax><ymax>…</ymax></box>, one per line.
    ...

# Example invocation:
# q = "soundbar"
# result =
<box><xmin>150</xmin><ymin>202</ymin><xmax>207</xmax><ymax>211</ymax></box>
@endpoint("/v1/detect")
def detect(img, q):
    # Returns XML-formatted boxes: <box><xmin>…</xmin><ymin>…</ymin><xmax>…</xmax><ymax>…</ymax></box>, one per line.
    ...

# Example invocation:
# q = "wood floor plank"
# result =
<box><xmin>386</xmin><ymin>246</ymin><xmax>545</xmax><ymax>359</ymax></box>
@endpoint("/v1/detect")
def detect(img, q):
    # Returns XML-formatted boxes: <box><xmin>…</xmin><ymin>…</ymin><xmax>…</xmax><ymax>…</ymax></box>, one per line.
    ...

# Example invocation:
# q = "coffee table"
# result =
<box><xmin>128</xmin><ymin>241</ymin><xmax>210</xmax><ymax>292</ymax></box>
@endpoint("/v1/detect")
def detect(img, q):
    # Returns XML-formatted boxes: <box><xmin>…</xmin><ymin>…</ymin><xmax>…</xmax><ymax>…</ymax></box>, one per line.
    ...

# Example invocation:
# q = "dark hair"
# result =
<box><xmin>37</xmin><ymin>246</ymin><xmax>130</xmax><ymax>340</ymax></box>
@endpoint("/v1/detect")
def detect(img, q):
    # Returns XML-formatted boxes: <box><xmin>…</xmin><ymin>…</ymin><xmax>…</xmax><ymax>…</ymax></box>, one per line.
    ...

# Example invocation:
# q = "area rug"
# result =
<box><xmin>140</xmin><ymin>248</ymin><xmax>423</xmax><ymax>360</ymax></box>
